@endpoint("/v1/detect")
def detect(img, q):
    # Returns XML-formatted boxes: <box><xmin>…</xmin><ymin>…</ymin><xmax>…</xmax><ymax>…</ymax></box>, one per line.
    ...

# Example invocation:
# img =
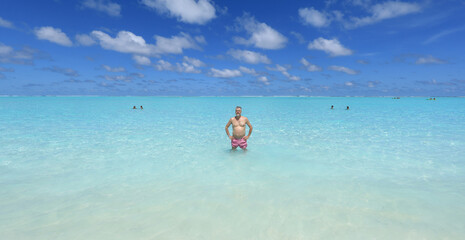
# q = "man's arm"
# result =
<box><xmin>225</xmin><ymin>119</ymin><xmax>233</xmax><ymax>140</ymax></box>
<box><xmin>243</xmin><ymin>118</ymin><xmax>253</xmax><ymax>140</ymax></box>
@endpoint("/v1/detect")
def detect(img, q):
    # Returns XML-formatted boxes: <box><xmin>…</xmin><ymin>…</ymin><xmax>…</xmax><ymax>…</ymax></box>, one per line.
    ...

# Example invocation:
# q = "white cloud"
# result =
<box><xmin>195</xmin><ymin>36</ymin><xmax>207</xmax><ymax>44</ymax></box>
<box><xmin>209</xmin><ymin>68</ymin><xmax>242</xmax><ymax>78</ymax></box>
<box><xmin>298</xmin><ymin>7</ymin><xmax>331</xmax><ymax>27</ymax></box>
<box><xmin>347</xmin><ymin>1</ymin><xmax>421</xmax><ymax>28</ymax></box>
<box><xmin>176</xmin><ymin>62</ymin><xmax>201</xmax><ymax>73</ymax></box>
<box><xmin>102</xmin><ymin>65</ymin><xmax>126</xmax><ymax>72</ymax></box>
<box><xmin>91</xmin><ymin>30</ymin><xmax>203</xmax><ymax>56</ymax></box>
<box><xmin>0</xmin><ymin>17</ymin><xmax>13</xmax><ymax>28</ymax></box>
<box><xmin>91</xmin><ymin>30</ymin><xmax>155</xmax><ymax>55</ymax></box>
<box><xmin>308</xmin><ymin>37</ymin><xmax>353</xmax><ymax>56</ymax></box>
<box><xmin>267</xmin><ymin>64</ymin><xmax>300</xmax><ymax>81</ymax></box>
<box><xmin>154</xmin><ymin>59</ymin><xmax>174</xmax><ymax>71</ymax></box>
<box><xmin>239</xmin><ymin>66</ymin><xmax>258</xmax><ymax>76</ymax></box>
<box><xmin>133</xmin><ymin>55</ymin><xmax>151</xmax><ymax>65</ymax></box>
<box><xmin>300</xmin><ymin>58</ymin><xmax>322</xmax><ymax>72</ymax></box>
<box><xmin>257</xmin><ymin>76</ymin><xmax>270</xmax><ymax>85</ymax></box>
<box><xmin>234</xmin><ymin>14</ymin><xmax>287</xmax><ymax>50</ymax></box>
<box><xmin>141</xmin><ymin>0</ymin><xmax>216</xmax><ymax>24</ymax></box>
<box><xmin>154</xmin><ymin>57</ymin><xmax>204</xmax><ymax>73</ymax></box>
<box><xmin>415</xmin><ymin>55</ymin><xmax>446</xmax><ymax>64</ymax></box>
<box><xmin>34</xmin><ymin>27</ymin><xmax>73</xmax><ymax>47</ymax></box>
<box><xmin>183</xmin><ymin>56</ymin><xmax>205</xmax><ymax>67</ymax></box>
<box><xmin>75</xmin><ymin>34</ymin><xmax>96</xmax><ymax>46</ymax></box>
<box><xmin>345</xmin><ymin>81</ymin><xmax>354</xmax><ymax>86</ymax></box>
<box><xmin>328</xmin><ymin>65</ymin><xmax>359</xmax><ymax>75</ymax></box>
<box><xmin>154</xmin><ymin>33</ymin><xmax>203</xmax><ymax>54</ymax></box>
<box><xmin>227</xmin><ymin>49</ymin><xmax>271</xmax><ymax>64</ymax></box>
<box><xmin>82</xmin><ymin>0</ymin><xmax>121</xmax><ymax>17</ymax></box>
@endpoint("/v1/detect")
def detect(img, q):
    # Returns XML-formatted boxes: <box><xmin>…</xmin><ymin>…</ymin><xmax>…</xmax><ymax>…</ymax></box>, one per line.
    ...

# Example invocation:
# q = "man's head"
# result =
<box><xmin>235</xmin><ymin>106</ymin><xmax>242</xmax><ymax>117</ymax></box>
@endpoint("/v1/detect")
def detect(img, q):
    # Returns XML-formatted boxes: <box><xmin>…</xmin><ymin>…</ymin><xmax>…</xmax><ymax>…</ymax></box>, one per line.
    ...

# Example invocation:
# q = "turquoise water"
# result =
<box><xmin>1</xmin><ymin>97</ymin><xmax>465</xmax><ymax>239</ymax></box>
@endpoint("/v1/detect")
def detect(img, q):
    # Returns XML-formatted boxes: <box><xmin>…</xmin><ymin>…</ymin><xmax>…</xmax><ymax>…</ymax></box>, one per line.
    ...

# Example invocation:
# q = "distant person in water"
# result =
<box><xmin>225</xmin><ymin>106</ymin><xmax>253</xmax><ymax>150</ymax></box>
<box><xmin>346</xmin><ymin>106</ymin><xmax>350</xmax><ymax>110</ymax></box>
<box><xmin>140</xmin><ymin>105</ymin><xmax>143</xmax><ymax>109</ymax></box>
<box><xmin>331</xmin><ymin>105</ymin><xmax>334</xmax><ymax>109</ymax></box>
<box><xmin>133</xmin><ymin>106</ymin><xmax>137</xmax><ymax>109</ymax></box>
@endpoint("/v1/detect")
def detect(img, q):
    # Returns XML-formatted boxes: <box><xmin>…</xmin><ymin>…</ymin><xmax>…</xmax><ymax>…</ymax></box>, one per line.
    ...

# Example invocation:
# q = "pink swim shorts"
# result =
<box><xmin>231</xmin><ymin>138</ymin><xmax>247</xmax><ymax>149</ymax></box>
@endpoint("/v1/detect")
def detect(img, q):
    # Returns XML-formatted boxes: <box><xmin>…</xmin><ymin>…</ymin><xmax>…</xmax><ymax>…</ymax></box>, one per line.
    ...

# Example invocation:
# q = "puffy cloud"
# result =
<box><xmin>75</xmin><ymin>34</ymin><xmax>96</xmax><ymax>46</ymax></box>
<box><xmin>154</xmin><ymin>33</ymin><xmax>204</xmax><ymax>54</ymax></box>
<box><xmin>308</xmin><ymin>37</ymin><xmax>353</xmax><ymax>56</ymax></box>
<box><xmin>347</xmin><ymin>1</ymin><xmax>421</xmax><ymax>28</ymax></box>
<box><xmin>34</xmin><ymin>27</ymin><xmax>73</xmax><ymax>46</ymax></box>
<box><xmin>182</xmin><ymin>56</ymin><xmax>205</xmax><ymax>67</ymax></box>
<box><xmin>415</xmin><ymin>55</ymin><xmax>446</xmax><ymax>64</ymax></box>
<box><xmin>234</xmin><ymin>14</ymin><xmax>287</xmax><ymax>50</ymax></box>
<box><xmin>42</xmin><ymin>66</ymin><xmax>79</xmax><ymax>77</ymax></box>
<box><xmin>154</xmin><ymin>57</ymin><xmax>205</xmax><ymax>73</ymax></box>
<box><xmin>141</xmin><ymin>0</ymin><xmax>216</xmax><ymax>24</ymax></box>
<box><xmin>154</xmin><ymin>59</ymin><xmax>174</xmax><ymax>71</ymax></box>
<box><xmin>345</xmin><ymin>81</ymin><xmax>354</xmax><ymax>86</ymax></box>
<box><xmin>300</xmin><ymin>58</ymin><xmax>322</xmax><ymax>72</ymax></box>
<box><xmin>133</xmin><ymin>55</ymin><xmax>151</xmax><ymax>65</ymax></box>
<box><xmin>91</xmin><ymin>30</ymin><xmax>154</xmax><ymax>55</ymax></box>
<box><xmin>257</xmin><ymin>76</ymin><xmax>270</xmax><ymax>85</ymax></box>
<box><xmin>91</xmin><ymin>30</ymin><xmax>203</xmax><ymax>56</ymax></box>
<box><xmin>102</xmin><ymin>65</ymin><xmax>126</xmax><ymax>72</ymax></box>
<box><xmin>176</xmin><ymin>62</ymin><xmax>201</xmax><ymax>73</ymax></box>
<box><xmin>298</xmin><ymin>7</ymin><xmax>331</xmax><ymax>27</ymax></box>
<box><xmin>82</xmin><ymin>0</ymin><xmax>121</xmax><ymax>17</ymax></box>
<box><xmin>0</xmin><ymin>17</ymin><xmax>13</xmax><ymax>28</ymax></box>
<box><xmin>209</xmin><ymin>68</ymin><xmax>242</xmax><ymax>78</ymax></box>
<box><xmin>227</xmin><ymin>49</ymin><xmax>271</xmax><ymax>64</ymax></box>
<box><xmin>267</xmin><ymin>64</ymin><xmax>300</xmax><ymax>81</ymax></box>
<box><xmin>328</xmin><ymin>65</ymin><xmax>359</xmax><ymax>75</ymax></box>
<box><xmin>239</xmin><ymin>66</ymin><xmax>258</xmax><ymax>76</ymax></box>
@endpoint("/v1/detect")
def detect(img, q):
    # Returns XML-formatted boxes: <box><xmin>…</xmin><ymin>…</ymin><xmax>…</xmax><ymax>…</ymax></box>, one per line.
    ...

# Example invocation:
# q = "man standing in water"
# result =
<box><xmin>225</xmin><ymin>106</ymin><xmax>253</xmax><ymax>149</ymax></box>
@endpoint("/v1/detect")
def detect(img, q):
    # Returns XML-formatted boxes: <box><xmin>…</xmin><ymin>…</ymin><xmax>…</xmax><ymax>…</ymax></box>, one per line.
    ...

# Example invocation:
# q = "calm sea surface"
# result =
<box><xmin>1</xmin><ymin>97</ymin><xmax>465</xmax><ymax>239</ymax></box>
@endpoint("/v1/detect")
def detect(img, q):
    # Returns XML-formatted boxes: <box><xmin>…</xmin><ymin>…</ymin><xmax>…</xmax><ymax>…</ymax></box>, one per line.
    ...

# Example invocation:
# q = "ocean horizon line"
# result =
<box><xmin>0</xmin><ymin>95</ymin><xmax>465</xmax><ymax>98</ymax></box>
<box><xmin>1</xmin><ymin>95</ymin><xmax>464</xmax><ymax>98</ymax></box>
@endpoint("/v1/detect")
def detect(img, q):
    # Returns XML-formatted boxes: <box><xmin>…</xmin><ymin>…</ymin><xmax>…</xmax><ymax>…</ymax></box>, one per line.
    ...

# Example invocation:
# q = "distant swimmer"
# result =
<box><xmin>331</xmin><ymin>105</ymin><xmax>334</xmax><ymax>109</ymax></box>
<box><xmin>346</xmin><ymin>106</ymin><xmax>350</xmax><ymax>110</ymax></box>
<box><xmin>140</xmin><ymin>105</ymin><xmax>143</xmax><ymax>109</ymax></box>
<box><xmin>133</xmin><ymin>106</ymin><xmax>137</xmax><ymax>109</ymax></box>
<box><xmin>225</xmin><ymin>106</ymin><xmax>253</xmax><ymax>150</ymax></box>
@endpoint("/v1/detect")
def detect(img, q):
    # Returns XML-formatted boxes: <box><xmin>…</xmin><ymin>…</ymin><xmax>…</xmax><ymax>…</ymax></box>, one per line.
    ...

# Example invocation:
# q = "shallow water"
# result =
<box><xmin>1</xmin><ymin>97</ymin><xmax>464</xmax><ymax>239</ymax></box>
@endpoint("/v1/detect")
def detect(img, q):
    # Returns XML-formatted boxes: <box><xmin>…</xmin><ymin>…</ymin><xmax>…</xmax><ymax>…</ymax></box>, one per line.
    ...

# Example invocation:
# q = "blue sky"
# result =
<box><xmin>1</xmin><ymin>0</ymin><xmax>464</xmax><ymax>96</ymax></box>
